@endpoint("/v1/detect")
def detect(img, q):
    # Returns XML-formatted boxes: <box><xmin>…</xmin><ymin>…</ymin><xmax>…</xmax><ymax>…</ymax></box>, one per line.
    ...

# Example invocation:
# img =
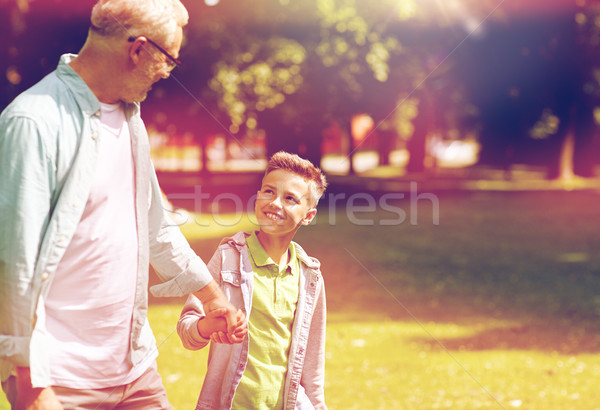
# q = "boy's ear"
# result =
<box><xmin>301</xmin><ymin>208</ymin><xmax>317</xmax><ymax>225</ymax></box>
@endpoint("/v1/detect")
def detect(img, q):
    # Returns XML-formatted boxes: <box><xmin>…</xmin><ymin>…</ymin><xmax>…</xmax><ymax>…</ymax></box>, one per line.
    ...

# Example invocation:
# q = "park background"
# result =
<box><xmin>2</xmin><ymin>0</ymin><xmax>600</xmax><ymax>408</ymax></box>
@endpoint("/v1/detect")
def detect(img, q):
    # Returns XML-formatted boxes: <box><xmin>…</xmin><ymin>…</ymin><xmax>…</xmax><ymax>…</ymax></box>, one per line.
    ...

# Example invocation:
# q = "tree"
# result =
<box><xmin>0</xmin><ymin>0</ymin><xmax>89</xmax><ymax>110</ymax></box>
<box><xmin>456</xmin><ymin>1</ymin><xmax>600</xmax><ymax>179</ymax></box>
<box><xmin>199</xmin><ymin>0</ymin><xmax>500</xmax><ymax>173</ymax></box>
<box><xmin>199</xmin><ymin>0</ymin><xmax>426</xmax><ymax>170</ymax></box>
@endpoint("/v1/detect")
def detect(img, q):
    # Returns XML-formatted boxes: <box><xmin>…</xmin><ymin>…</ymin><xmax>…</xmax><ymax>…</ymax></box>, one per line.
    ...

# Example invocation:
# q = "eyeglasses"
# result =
<box><xmin>128</xmin><ymin>36</ymin><xmax>181</xmax><ymax>71</ymax></box>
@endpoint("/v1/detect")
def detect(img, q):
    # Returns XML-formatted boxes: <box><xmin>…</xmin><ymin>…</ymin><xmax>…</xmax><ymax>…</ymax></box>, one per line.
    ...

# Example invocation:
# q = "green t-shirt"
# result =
<box><xmin>231</xmin><ymin>231</ymin><xmax>300</xmax><ymax>410</ymax></box>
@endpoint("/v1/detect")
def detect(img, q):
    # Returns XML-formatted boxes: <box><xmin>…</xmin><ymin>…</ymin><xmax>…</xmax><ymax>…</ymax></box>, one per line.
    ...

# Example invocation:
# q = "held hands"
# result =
<box><xmin>197</xmin><ymin>308</ymin><xmax>247</xmax><ymax>344</ymax></box>
<box><xmin>193</xmin><ymin>281</ymin><xmax>248</xmax><ymax>344</ymax></box>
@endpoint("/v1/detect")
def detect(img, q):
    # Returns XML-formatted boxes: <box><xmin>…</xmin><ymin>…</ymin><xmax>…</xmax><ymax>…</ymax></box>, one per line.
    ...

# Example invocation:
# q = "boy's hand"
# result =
<box><xmin>194</xmin><ymin>281</ymin><xmax>241</xmax><ymax>334</ymax></box>
<box><xmin>211</xmin><ymin>331</ymin><xmax>232</xmax><ymax>344</ymax></box>
<box><xmin>206</xmin><ymin>309</ymin><xmax>248</xmax><ymax>344</ymax></box>
<box><xmin>194</xmin><ymin>280</ymin><xmax>248</xmax><ymax>343</ymax></box>
<box><xmin>210</xmin><ymin>327</ymin><xmax>245</xmax><ymax>344</ymax></box>
<box><xmin>196</xmin><ymin>312</ymin><xmax>227</xmax><ymax>339</ymax></box>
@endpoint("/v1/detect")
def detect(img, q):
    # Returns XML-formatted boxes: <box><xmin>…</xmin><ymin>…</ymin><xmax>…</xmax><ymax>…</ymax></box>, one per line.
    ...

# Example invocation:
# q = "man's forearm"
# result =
<box><xmin>192</xmin><ymin>280</ymin><xmax>223</xmax><ymax>305</ymax></box>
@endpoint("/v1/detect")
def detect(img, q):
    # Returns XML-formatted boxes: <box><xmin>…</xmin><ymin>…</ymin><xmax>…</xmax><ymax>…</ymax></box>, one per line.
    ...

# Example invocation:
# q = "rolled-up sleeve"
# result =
<box><xmin>148</xmin><ymin>167</ymin><xmax>214</xmax><ymax>297</ymax></box>
<box><xmin>177</xmin><ymin>294</ymin><xmax>210</xmax><ymax>350</ymax></box>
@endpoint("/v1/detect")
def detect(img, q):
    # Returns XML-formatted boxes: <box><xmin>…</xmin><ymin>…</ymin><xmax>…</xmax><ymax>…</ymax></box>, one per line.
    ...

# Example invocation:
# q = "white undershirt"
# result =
<box><xmin>45</xmin><ymin>102</ymin><xmax>145</xmax><ymax>388</ymax></box>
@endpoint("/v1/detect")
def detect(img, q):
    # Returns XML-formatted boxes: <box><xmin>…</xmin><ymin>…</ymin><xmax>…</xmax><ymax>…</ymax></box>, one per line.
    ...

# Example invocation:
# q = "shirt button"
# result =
<box><xmin>91</xmin><ymin>132</ymin><xmax>98</xmax><ymax>140</ymax></box>
<box><xmin>41</xmin><ymin>273</ymin><xmax>49</xmax><ymax>281</ymax></box>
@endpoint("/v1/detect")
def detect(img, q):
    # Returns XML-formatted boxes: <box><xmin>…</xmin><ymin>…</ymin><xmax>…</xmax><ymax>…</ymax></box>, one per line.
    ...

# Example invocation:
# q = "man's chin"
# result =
<box><xmin>135</xmin><ymin>92</ymin><xmax>149</xmax><ymax>103</ymax></box>
<box><xmin>122</xmin><ymin>93</ymin><xmax>148</xmax><ymax>104</ymax></box>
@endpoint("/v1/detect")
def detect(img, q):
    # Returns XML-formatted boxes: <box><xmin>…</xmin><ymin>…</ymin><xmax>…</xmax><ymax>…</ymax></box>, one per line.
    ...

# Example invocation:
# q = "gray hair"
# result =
<box><xmin>90</xmin><ymin>0</ymin><xmax>188</xmax><ymax>45</ymax></box>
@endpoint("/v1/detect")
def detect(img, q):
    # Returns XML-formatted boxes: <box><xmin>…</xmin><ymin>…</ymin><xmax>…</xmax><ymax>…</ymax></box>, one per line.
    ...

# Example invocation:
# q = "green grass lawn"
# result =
<box><xmin>156</xmin><ymin>190</ymin><xmax>600</xmax><ymax>409</ymax></box>
<box><xmin>2</xmin><ymin>190</ymin><xmax>600</xmax><ymax>409</ymax></box>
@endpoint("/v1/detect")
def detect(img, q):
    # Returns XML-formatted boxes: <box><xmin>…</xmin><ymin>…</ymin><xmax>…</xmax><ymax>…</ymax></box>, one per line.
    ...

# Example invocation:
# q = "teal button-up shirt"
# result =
<box><xmin>0</xmin><ymin>54</ymin><xmax>213</xmax><ymax>387</ymax></box>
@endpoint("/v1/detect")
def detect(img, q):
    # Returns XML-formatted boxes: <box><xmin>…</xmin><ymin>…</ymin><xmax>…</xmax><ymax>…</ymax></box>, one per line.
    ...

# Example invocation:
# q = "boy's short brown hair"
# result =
<box><xmin>265</xmin><ymin>151</ymin><xmax>327</xmax><ymax>206</ymax></box>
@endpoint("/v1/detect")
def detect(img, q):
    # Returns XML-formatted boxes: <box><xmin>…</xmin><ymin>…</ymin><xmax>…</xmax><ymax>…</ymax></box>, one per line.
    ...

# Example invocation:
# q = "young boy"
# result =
<box><xmin>177</xmin><ymin>151</ymin><xmax>328</xmax><ymax>409</ymax></box>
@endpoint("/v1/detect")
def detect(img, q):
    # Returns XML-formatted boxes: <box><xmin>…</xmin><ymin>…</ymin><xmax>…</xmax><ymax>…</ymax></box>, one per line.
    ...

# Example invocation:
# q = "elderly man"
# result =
<box><xmin>0</xmin><ymin>0</ymin><xmax>246</xmax><ymax>408</ymax></box>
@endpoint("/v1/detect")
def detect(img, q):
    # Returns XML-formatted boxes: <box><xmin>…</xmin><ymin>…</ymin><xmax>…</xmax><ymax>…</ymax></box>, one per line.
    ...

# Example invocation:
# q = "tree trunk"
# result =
<box><xmin>261</xmin><ymin>110</ymin><xmax>298</xmax><ymax>158</ymax></box>
<box><xmin>200</xmin><ymin>134</ymin><xmax>209</xmax><ymax>176</ymax></box>
<box><xmin>558</xmin><ymin>129</ymin><xmax>575</xmax><ymax>182</ymax></box>
<box><xmin>377</xmin><ymin>128</ymin><xmax>395</xmax><ymax>166</ymax></box>
<box><xmin>297</xmin><ymin>122</ymin><xmax>324</xmax><ymax>170</ymax></box>
<box><xmin>345</xmin><ymin>119</ymin><xmax>356</xmax><ymax>175</ymax></box>
<box><xmin>406</xmin><ymin>94</ymin><xmax>430</xmax><ymax>173</ymax></box>
<box><xmin>573</xmin><ymin>104</ymin><xmax>598</xmax><ymax>178</ymax></box>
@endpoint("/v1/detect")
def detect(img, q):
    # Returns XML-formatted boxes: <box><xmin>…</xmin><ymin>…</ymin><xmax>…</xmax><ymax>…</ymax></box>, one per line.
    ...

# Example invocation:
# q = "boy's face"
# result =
<box><xmin>255</xmin><ymin>169</ymin><xmax>317</xmax><ymax>238</ymax></box>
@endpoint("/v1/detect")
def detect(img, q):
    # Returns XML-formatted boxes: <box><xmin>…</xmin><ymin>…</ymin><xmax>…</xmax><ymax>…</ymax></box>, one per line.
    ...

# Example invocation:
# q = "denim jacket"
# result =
<box><xmin>177</xmin><ymin>232</ymin><xmax>327</xmax><ymax>410</ymax></box>
<box><xmin>0</xmin><ymin>54</ymin><xmax>213</xmax><ymax>387</ymax></box>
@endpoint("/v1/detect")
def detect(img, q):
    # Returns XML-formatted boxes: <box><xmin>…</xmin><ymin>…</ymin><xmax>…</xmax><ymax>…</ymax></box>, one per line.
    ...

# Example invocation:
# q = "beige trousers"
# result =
<box><xmin>2</xmin><ymin>361</ymin><xmax>170</xmax><ymax>410</ymax></box>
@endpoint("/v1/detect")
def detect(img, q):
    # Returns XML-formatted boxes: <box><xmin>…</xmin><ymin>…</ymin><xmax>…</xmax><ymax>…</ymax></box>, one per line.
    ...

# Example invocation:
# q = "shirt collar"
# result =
<box><xmin>247</xmin><ymin>231</ymin><xmax>298</xmax><ymax>276</ymax></box>
<box><xmin>56</xmin><ymin>54</ymin><xmax>101</xmax><ymax>117</ymax></box>
<box><xmin>56</xmin><ymin>53</ymin><xmax>139</xmax><ymax>119</ymax></box>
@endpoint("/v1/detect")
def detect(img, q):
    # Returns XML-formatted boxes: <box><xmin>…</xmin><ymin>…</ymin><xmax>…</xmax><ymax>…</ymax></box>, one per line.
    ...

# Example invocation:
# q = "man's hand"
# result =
<box><xmin>193</xmin><ymin>280</ymin><xmax>248</xmax><ymax>343</ymax></box>
<box><xmin>15</xmin><ymin>367</ymin><xmax>63</xmax><ymax>410</ymax></box>
<box><xmin>197</xmin><ymin>308</ymin><xmax>247</xmax><ymax>344</ymax></box>
<box><xmin>196</xmin><ymin>311</ymin><xmax>227</xmax><ymax>339</ymax></box>
<box><xmin>211</xmin><ymin>308</ymin><xmax>247</xmax><ymax>344</ymax></box>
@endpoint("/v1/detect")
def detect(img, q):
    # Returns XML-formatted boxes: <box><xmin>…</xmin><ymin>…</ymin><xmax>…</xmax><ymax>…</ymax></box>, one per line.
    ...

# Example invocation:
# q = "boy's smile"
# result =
<box><xmin>255</xmin><ymin>169</ymin><xmax>317</xmax><ymax>239</ymax></box>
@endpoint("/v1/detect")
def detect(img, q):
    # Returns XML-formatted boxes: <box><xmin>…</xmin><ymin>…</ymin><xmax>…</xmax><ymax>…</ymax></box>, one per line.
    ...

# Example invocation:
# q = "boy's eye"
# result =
<box><xmin>258</xmin><ymin>189</ymin><xmax>274</xmax><ymax>200</ymax></box>
<box><xmin>286</xmin><ymin>196</ymin><xmax>299</xmax><ymax>204</ymax></box>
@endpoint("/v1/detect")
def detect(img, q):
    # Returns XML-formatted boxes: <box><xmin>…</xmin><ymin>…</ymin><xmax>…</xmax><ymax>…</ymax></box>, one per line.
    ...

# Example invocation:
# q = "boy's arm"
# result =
<box><xmin>193</xmin><ymin>280</ymin><xmax>246</xmax><ymax>339</ymax></box>
<box><xmin>177</xmin><ymin>294</ymin><xmax>212</xmax><ymax>350</ymax></box>
<box><xmin>177</xmin><ymin>248</ymin><xmax>222</xmax><ymax>350</ymax></box>
<box><xmin>205</xmin><ymin>307</ymin><xmax>247</xmax><ymax>344</ymax></box>
<box><xmin>176</xmin><ymin>249</ymin><xmax>247</xmax><ymax>349</ymax></box>
<box><xmin>177</xmin><ymin>295</ymin><xmax>227</xmax><ymax>350</ymax></box>
<box><xmin>301</xmin><ymin>277</ymin><xmax>327</xmax><ymax>409</ymax></box>
<box><xmin>177</xmin><ymin>297</ymin><xmax>244</xmax><ymax>349</ymax></box>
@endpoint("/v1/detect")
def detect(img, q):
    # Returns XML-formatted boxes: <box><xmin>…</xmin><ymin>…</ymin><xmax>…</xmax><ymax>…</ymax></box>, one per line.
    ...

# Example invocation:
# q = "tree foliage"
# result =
<box><xmin>3</xmin><ymin>0</ymin><xmax>600</xmax><ymax>176</ymax></box>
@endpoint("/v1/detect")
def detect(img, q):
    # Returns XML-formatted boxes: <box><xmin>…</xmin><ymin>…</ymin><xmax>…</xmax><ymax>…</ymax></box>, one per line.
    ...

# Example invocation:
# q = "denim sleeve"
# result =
<box><xmin>301</xmin><ymin>278</ymin><xmax>327</xmax><ymax>409</ymax></box>
<box><xmin>0</xmin><ymin>113</ymin><xmax>54</xmax><ymax>369</ymax></box>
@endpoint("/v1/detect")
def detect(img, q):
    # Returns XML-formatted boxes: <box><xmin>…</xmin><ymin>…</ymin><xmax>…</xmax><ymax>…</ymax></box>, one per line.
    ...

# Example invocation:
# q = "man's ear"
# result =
<box><xmin>128</xmin><ymin>36</ymin><xmax>147</xmax><ymax>65</ymax></box>
<box><xmin>301</xmin><ymin>208</ymin><xmax>317</xmax><ymax>225</ymax></box>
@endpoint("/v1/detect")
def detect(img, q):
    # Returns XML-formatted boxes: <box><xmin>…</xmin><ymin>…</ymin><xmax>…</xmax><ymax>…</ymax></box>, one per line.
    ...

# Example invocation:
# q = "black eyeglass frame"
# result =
<box><xmin>128</xmin><ymin>36</ymin><xmax>181</xmax><ymax>69</ymax></box>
